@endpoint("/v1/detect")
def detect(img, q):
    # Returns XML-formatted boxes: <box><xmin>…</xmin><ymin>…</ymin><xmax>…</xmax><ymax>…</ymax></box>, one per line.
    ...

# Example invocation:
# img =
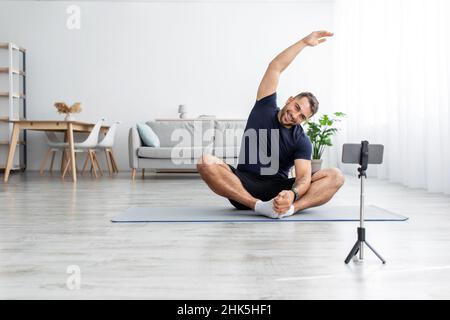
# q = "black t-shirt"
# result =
<box><xmin>237</xmin><ymin>92</ymin><xmax>312</xmax><ymax>179</ymax></box>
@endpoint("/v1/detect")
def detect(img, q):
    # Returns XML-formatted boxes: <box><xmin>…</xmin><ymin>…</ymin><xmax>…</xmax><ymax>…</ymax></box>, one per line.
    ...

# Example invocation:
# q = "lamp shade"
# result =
<box><xmin>178</xmin><ymin>104</ymin><xmax>186</xmax><ymax>113</ymax></box>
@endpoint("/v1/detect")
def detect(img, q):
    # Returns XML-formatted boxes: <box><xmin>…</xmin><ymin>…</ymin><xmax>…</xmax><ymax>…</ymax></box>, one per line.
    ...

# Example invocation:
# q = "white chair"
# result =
<box><xmin>45</xmin><ymin>118</ymin><xmax>105</xmax><ymax>179</ymax></box>
<box><xmin>95</xmin><ymin>121</ymin><xmax>120</xmax><ymax>175</ymax></box>
<box><xmin>39</xmin><ymin>132</ymin><xmax>66</xmax><ymax>175</ymax></box>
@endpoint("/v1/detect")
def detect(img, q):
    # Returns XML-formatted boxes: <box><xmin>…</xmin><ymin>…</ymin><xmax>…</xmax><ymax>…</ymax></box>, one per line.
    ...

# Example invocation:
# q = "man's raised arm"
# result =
<box><xmin>256</xmin><ymin>30</ymin><xmax>334</xmax><ymax>101</ymax></box>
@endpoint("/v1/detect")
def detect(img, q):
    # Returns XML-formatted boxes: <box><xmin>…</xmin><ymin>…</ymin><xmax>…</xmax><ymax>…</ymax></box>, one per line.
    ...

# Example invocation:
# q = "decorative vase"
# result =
<box><xmin>178</xmin><ymin>104</ymin><xmax>187</xmax><ymax>119</ymax></box>
<box><xmin>311</xmin><ymin>159</ymin><xmax>323</xmax><ymax>174</ymax></box>
<box><xmin>64</xmin><ymin>113</ymin><xmax>75</xmax><ymax>121</ymax></box>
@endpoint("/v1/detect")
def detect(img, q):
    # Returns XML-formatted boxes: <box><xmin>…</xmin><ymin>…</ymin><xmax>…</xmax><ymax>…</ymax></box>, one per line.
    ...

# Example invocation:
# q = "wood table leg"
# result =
<box><xmin>3</xmin><ymin>123</ymin><xmax>20</xmax><ymax>183</ymax></box>
<box><xmin>67</xmin><ymin>123</ymin><xmax>77</xmax><ymax>182</ymax></box>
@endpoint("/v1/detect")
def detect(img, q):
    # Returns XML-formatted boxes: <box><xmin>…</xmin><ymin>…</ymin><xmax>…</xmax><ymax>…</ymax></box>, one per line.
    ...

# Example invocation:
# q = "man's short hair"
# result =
<box><xmin>295</xmin><ymin>92</ymin><xmax>319</xmax><ymax>118</ymax></box>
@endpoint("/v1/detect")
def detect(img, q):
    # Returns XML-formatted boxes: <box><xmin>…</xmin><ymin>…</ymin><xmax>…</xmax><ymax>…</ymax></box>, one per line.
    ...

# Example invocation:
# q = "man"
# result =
<box><xmin>197</xmin><ymin>30</ymin><xmax>345</xmax><ymax>219</ymax></box>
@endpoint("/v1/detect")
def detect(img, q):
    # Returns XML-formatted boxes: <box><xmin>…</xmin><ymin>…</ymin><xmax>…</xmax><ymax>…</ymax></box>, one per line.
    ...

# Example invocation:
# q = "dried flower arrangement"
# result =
<box><xmin>54</xmin><ymin>102</ymin><xmax>82</xmax><ymax>115</ymax></box>
<box><xmin>54</xmin><ymin>102</ymin><xmax>82</xmax><ymax>121</ymax></box>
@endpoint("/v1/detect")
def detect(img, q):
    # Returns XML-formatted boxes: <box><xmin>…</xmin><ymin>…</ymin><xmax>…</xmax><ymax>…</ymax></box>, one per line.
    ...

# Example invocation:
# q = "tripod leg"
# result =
<box><xmin>345</xmin><ymin>241</ymin><xmax>361</xmax><ymax>264</ymax></box>
<box><xmin>364</xmin><ymin>241</ymin><xmax>386</xmax><ymax>264</ymax></box>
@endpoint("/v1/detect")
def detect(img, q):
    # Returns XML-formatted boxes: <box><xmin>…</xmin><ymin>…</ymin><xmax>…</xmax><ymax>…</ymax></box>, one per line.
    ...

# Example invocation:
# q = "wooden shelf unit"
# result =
<box><xmin>0</xmin><ymin>42</ymin><xmax>27</xmax><ymax>171</ymax></box>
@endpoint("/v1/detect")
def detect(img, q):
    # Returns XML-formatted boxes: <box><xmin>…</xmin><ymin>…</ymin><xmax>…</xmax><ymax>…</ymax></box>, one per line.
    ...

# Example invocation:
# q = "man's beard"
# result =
<box><xmin>281</xmin><ymin>108</ymin><xmax>295</xmax><ymax>126</ymax></box>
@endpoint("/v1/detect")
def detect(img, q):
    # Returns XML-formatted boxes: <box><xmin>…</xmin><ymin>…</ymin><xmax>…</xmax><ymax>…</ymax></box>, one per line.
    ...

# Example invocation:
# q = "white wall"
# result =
<box><xmin>0</xmin><ymin>0</ymin><xmax>333</xmax><ymax>170</ymax></box>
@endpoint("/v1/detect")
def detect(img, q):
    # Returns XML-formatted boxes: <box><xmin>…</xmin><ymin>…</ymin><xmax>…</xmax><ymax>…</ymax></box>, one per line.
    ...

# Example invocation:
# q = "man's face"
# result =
<box><xmin>279</xmin><ymin>96</ymin><xmax>313</xmax><ymax>128</ymax></box>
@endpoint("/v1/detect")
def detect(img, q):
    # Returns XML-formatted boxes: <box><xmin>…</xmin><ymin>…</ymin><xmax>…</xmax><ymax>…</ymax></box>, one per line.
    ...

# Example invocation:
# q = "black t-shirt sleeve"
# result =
<box><xmin>254</xmin><ymin>92</ymin><xmax>277</xmax><ymax>108</ymax></box>
<box><xmin>293</xmin><ymin>134</ymin><xmax>312</xmax><ymax>160</ymax></box>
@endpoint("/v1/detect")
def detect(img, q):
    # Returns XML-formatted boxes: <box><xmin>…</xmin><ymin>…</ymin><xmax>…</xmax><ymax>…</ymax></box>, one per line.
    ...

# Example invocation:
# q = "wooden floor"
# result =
<box><xmin>1</xmin><ymin>171</ymin><xmax>450</xmax><ymax>299</ymax></box>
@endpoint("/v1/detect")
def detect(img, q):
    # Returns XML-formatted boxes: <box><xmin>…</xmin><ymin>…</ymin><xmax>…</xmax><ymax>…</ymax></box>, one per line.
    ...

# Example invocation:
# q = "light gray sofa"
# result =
<box><xmin>129</xmin><ymin>119</ymin><xmax>246</xmax><ymax>179</ymax></box>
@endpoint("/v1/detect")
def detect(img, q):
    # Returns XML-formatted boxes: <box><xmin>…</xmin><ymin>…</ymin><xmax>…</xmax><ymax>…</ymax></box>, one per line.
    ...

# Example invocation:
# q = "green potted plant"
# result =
<box><xmin>306</xmin><ymin>112</ymin><xmax>346</xmax><ymax>174</ymax></box>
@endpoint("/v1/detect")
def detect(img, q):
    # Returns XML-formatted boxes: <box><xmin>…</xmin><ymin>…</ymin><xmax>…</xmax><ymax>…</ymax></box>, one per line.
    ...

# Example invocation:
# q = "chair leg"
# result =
<box><xmin>93</xmin><ymin>152</ymin><xmax>103</xmax><ymax>176</ymax></box>
<box><xmin>62</xmin><ymin>150</ymin><xmax>73</xmax><ymax>173</ymax></box>
<box><xmin>62</xmin><ymin>156</ymin><xmax>71</xmax><ymax>179</ymax></box>
<box><xmin>131</xmin><ymin>168</ymin><xmax>136</xmax><ymax>180</ymax></box>
<box><xmin>61</xmin><ymin>150</ymin><xmax>66</xmax><ymax>173</ymax></box>
<box><xmin>39</xmin><ymin>148</ymin><xmax>52</xmax><ymax>175</ymax></box>
<box><xmin>61</xmin><ymin>149</ymin><xmax>70</xmax><ymax>173</ymax></box>
<box><xmin>81</xmin><ymin>153</ymin><xmax>89</xmax><ymax>176</ymax></box>
<box><xmin>88</xmin><ymin>150</ymin><xmax>98</xmax><ymax>178</ymax></box>
<box><xmin>67</xmin><ymin>153</ymin><xmax>76</xmax><ymax>173</ymax></box>
<box><xmin>109</xmin><ymin>149</ymin><xmax>119</xmax><ymax>173</ymax></box>
<box><xmin>142</xmin><ymin>168</ymin><xmax>145</xmax><ymax>179</ymax></box>
<box><xmin>105</xmin><ymin>149</ymin><xmax>112</xmax><ymax>176</ymax></box>
<box><xmin>75</xmin><ymin>153</ymin><xmax>79</xmax><ymax>173</ymax></box>
<box><xmin>49</xmin><ymin>150</ymin><xmax>56</xmax><ymax>174</ymax></box>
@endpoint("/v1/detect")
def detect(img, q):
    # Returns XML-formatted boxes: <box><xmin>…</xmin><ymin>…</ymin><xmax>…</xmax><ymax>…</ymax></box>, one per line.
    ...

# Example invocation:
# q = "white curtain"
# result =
<box><xmin>328</xmin><ymin>0</ymin><xmax>450</xmax><ymax>195</ymax></box>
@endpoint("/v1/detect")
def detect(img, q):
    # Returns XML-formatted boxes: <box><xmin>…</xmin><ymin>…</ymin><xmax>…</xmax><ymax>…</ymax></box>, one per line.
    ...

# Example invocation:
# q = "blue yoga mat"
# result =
<box><xmin>111</xmin><ymin>205</ymin><xmax>408</xmax><ymax>223</ymax></box>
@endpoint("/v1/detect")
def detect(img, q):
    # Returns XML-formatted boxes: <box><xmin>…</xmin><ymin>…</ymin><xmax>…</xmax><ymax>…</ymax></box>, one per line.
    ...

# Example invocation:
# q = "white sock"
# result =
<box><xmin>254</xmin><ymin>200</ymin><xmax>278</xmax><ymax>219</ymax></box>
<box><xmin>278</xmin><ymin>205</ymin><xmax>296</xmax><ymax>219</ymax></box>
<box><xmin>254</xmin><ymin>199</ymin><xmax>295</xmax><ymax>219</ymax></box>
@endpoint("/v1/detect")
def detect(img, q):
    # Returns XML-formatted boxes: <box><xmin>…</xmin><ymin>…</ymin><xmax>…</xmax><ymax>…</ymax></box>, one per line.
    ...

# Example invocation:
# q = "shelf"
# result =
<box><xmin>0</xmin><ymin>43</ymin><xmax>26</xmax><ymax>53</ymax></box>
<box><xmin>0</xmin><ymin>165</ymin><xmax>26</xmax><ymax>171</ymax></box>
<box><xmin>0</xmin><ymin>117</ymin><xmax>25</xmax><ymax>122</ymax></box>
<box><xmin>0</xmin><ymin>92</ymin><xmax>26</xmax><ymax>99</ymax></box>
<box><xmin>0</xmin><ymin>67</ymin><xmax>26</xmax><ymax>76</ymax></box>
<box><xmin>0</xmin><ymin>140</ymin><xmax>26</xmax><ymax>145</ymax></box>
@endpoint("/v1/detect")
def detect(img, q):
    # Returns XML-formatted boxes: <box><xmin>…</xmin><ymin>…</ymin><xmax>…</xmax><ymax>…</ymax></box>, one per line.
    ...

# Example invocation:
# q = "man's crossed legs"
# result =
<box><xmin>197</xmin><ymin>154</ymin><xmax>345</xmax><ymax>218</ymax></box>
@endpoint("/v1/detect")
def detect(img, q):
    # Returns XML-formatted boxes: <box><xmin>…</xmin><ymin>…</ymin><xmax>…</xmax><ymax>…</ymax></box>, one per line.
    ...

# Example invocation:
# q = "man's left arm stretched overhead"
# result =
<box><xmin>255</xmin><ymin>31</ymin><xmax>334</xmax><ymax>213</ymax></box>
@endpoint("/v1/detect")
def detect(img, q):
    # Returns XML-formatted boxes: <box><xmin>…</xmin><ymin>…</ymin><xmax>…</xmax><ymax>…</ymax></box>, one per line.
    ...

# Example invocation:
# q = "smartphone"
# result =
<box><xmin>342</xmin><ymin>143</ymin><xmax>384</xmax><ymax>164</ymax></box>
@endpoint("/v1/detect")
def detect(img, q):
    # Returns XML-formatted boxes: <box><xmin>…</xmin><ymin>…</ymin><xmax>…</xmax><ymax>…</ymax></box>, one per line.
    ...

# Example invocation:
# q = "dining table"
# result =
<box><xmin>1</xmin><ymin>119</ymin><xmax>110</xmax><ymax>183</ymax></box>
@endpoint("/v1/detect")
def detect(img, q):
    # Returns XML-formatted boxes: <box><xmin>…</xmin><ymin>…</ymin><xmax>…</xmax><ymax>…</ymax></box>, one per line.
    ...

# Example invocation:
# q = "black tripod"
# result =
<box><xmin>344</xmin><ymin>141</ymin><xmax>386</xmax><ymax>264</ymax></box>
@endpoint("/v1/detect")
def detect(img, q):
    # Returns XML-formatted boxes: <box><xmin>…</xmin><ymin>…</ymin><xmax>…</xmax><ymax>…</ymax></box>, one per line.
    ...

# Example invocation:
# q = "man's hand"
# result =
<box><xmin>301</xmin><ymin>30</ymin><xmax>334</xmax><ymax>47</ymax></box>
<box><xmin>273</xmin><ymin>190</ymin><xmax>295</xmax><ymax>214</ymax></box>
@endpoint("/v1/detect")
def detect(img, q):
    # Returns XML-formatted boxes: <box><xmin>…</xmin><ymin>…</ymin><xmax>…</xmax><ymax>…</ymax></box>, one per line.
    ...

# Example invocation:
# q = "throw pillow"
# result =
<box><xmin>137</xmin><ymin>123</ymin><xmax>160</xmax><ymax>147</ymax></box>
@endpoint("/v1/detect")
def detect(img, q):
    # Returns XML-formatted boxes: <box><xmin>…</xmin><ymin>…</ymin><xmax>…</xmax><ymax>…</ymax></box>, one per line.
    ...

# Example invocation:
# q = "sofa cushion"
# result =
<box><xmin>136</xmin><ymin>123</ymin><xmax>160</xmax><ymax>147</ymax></box>
<box><xmin>214</xmin><ymin>120</ymin><xmax>246</xmax><ymax>148</ymax></box>
<box><xmin>146</xmin><ymin>120</ymin><xmax>214</xmax><ymax>148</ymax></box>
<box><xmin>138</xmin><ymin>146</ymin><xmax>207</xmax><ymax>159</ymax></box>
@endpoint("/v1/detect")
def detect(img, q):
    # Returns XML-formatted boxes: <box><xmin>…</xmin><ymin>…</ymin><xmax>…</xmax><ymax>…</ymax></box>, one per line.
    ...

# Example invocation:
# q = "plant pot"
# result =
<box><xmin>311</xmin><ymin>159</ymin><xmax>323</xmax><ymax>174</ymax></box>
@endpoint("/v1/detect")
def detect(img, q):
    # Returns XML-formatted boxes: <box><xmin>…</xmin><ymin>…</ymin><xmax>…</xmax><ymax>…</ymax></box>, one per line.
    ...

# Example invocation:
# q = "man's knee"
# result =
<box><xmin>329</xmin><ymin>168</ymin><xmax>345</xmax><ymax>188</ymax></box>
<box><xmin>196</xmin><ymin>154</ymin><xmax>218</xmax><ymax>177</ymax></box>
